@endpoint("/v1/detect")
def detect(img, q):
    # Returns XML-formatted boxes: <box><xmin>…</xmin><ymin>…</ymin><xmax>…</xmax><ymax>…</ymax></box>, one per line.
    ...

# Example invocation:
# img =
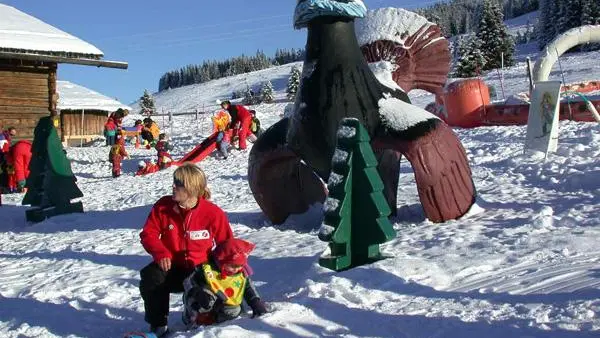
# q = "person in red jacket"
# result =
<box><xmin>104</xmin><ymin>117</ymin><xmax>117</xmax><ymax>146</ymax></box>
<box><xmin>155</xmin><ymin>133</ymin><xmax>174</xmax><ymax>169</ymax></box>
<box><xmin>0</xmin><ymin>127</ymin><xmax>16</xmax><ymax>192</ymax></box>
<box><xmin>9</xmin><ymin>140</ymin><xmax>32</xmax><ymax>192</ymax></box>
<box><xmin>139</xmin><ymin>162</ymin><xmax>234</xmax><ymax>336</ymax></box>
<box><xmin>135</xmin><ymin>160</ymin><xmax>160</xmax><ymax>176</ymax></box>
<box><xmin>109</xmin><ymin>136</ymin><xmax>129</xmax><ymax>178</ymax></box>
<box><xmin>219</xmin><ymin>100</ymin><xmax>252</xmax><ymax>150</ymax></box>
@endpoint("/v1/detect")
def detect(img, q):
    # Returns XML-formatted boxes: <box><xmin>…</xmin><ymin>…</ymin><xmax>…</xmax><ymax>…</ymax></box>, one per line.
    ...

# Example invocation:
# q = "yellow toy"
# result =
<box><xmin>212</xmin><ymin>109</ymin><xmax>231</xmax><ymax>132</ymax></box>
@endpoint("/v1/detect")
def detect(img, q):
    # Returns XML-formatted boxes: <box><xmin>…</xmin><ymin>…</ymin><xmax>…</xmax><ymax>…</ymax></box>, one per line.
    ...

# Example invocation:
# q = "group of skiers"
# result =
<box><xmin>0</xmin><ymin>127</ymin><xmax>32</xmax><ymax>196</ymax></box>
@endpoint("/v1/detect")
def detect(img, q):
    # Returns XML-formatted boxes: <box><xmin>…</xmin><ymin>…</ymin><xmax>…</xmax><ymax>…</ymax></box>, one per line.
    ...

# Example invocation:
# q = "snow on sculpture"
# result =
<box><xmin>248</xmin><ymin>0</ymin><xmax>476</xmax><ymax>225</ymax></box>
<box><xmin>356</xmin><ymin>8</ymin><xmax>451</xmax><ymax>97</ymax></box>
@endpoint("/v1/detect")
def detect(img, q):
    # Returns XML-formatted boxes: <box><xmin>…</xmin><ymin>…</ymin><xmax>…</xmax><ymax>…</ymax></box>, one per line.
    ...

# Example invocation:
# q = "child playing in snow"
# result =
<box><xmin>109</xmin><ymin>135</ymin><xmax>129</xmax><ymax>178</ymax></box>
<box><xmin>135</xmin><ymin>160</ymin><xmax>160</xmax><ymax>176</ymax></box>
<box><xmin>212</xmin><ymin>110</ymin><xmax>231</xmax><ymax>159</ymax></box>
<box><xmin>134</xmin><ymin>120</ymin><xmax>144</xmax><ymax>148</ymax></box>
<box><xmin>155</xmin><ymin>133</ymin><xmax>174</xmax><ymax>169</ymax></box>
<box><xmin>182</xmin><ymin>238</ymin><xmax>267</xmax><ymax>327</ymax></box>
<box><xmin>104</xmin><ymin>117</ymin><xmax>117</xmax><ymax>146</ymax></box>
<box><xmin>249</xmin><ymin>110</ymin><xmax>262</xmax><ymax>137</ymax></box>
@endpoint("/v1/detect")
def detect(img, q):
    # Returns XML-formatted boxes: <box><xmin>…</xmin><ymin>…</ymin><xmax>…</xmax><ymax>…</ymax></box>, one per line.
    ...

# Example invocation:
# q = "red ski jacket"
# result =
<box><xmin>226</xmin><ymin>104</ymin><xmax>252</xmax><ymax>129</ymax></box>
<box><xmin>10</xmin><ymin>140</ymin><xmax>32</xmax><ymax>182</ymax></box>
<box><xmin>135</xmin><ymin>163</ymin><xmax>160</xmax><ymax>176</ymax></box>
<box><xmin>140</xmin><ymin>196</ymin><xmax>233</xmax><ymax>269</ymax></box>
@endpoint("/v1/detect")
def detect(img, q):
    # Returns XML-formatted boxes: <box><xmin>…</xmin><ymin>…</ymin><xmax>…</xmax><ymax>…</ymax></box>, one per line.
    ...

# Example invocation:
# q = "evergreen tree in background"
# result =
<box><xmin>158</xmin><ymin>48</ymin><xmax>304</xmax><ymax>92</ymax></box>
<box><xmin>139</xmin><ymin>89</ymin><xmax>156</xmax><ymax>115</ymax></box>
<box><xmin>286</xmin><ymin>66</ymin><xmax>301</xmax><ymax>101</ymax></box>
<box><xmin>538</xmin><ymin>0</ymin><xmax>600</xmax><ymax>51</ymax></box>
<box><xmin>243</xmin><ymin>85</ymin><xmax>260</xmax><ymax>105</ymax></box>
<box><xmin>260</xmin><ymin>80</ymin><xmax>274</xmax><ymax>103</ymax></box>
<box><xmin>581</xmin><ymin>0</ymin><xmax>595</xmax><ymax>26</ymax></box>
<box><xmin>417</xmin><ymin>0</ymin><xmax>540</xmax><ymax>37</ymax></box>
<box><xmin>477</xmin><ymin>0</ymin><xmax>515</xmax><ymax>70</ymax></box>
<box><xmin>538</xmin><ymin>0</ymin><xmax>555</xmax><ymax>49</ymax></box>
<box><xmin>455</xmin><ymin>34</ymin><xmax>487</xmax><ymax>77</ymax></box>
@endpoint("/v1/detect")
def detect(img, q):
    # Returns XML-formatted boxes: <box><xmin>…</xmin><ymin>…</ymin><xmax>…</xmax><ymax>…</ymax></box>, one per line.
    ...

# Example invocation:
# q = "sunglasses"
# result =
<box><xmin>173</xmin><ymin>178</ymin><xmax>185</xmax><ymax>188</ymax></box>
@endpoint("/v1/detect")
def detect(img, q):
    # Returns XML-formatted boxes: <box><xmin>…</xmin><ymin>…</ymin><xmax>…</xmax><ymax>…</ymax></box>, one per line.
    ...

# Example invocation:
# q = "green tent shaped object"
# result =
<box><xmin>318</xmin><ymin>118</ymin><xmax>396</xmax><ymax>271</ymax></box>
<box><xmin>23</xmin><ymin>116</ymin><xmax>84</xmax><ymax>222</ymax></box>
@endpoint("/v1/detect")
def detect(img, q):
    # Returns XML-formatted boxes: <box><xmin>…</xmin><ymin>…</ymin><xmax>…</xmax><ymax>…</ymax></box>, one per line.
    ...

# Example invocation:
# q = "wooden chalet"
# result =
<box><xmin>57</xmin><ymin>81</ymin><xmax>131</xmax><ymax>145</ymax></box>
<box><xmin>0</xmin><ymin>4</ymin><xmax>127</xmax><ymax>139</ymax></box>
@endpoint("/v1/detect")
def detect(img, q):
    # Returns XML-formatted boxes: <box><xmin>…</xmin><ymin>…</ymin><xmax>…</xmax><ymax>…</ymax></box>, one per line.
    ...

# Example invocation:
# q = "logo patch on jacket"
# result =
<box><xmin>189</xmin><ymin>230</ymin><xmax>210</xmax><ymax>240</ymax></box>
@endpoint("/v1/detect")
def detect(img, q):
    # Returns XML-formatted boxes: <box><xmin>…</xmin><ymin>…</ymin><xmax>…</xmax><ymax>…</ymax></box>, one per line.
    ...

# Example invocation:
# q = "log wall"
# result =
<box><xmin>0</xmin><ymin>58</ymin><xmax>56</xmax><ymax>139</ymax></box>
<box><xmin>60</xmin><ymin>109</ymin><xmax>108</xmax><ymax>140</ymax></box>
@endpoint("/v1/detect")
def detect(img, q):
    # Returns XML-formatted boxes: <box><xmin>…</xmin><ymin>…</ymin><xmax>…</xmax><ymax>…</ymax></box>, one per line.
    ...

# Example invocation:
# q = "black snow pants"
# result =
<box><xmin>139</xmin><ymin>262</ymin><xmax>194</xmax><ymax>327</ymax></box>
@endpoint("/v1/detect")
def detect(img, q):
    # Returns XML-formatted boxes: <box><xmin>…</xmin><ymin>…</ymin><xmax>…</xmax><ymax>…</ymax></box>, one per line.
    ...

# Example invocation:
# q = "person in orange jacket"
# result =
<box><xmin>142</xmin><ymin>118</ymin><xmax>161</xmax><ymax>147</ymax></box>
<box><xmin>109</xmin><ymin>135</ymin><xmax>129</xmax><ymax>178</ymax></box>
<box><xmin>212</xmin><ymin>110</ymin><xmax>231</xmax><ymax>159</ymax></box>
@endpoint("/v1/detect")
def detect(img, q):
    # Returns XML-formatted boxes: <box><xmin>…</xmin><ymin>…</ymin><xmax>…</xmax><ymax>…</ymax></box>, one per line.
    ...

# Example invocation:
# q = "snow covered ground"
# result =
<box><xmin>2</xmin><ymin>22</ymin><xmax>600</xmax><ymax>338</ymax></box>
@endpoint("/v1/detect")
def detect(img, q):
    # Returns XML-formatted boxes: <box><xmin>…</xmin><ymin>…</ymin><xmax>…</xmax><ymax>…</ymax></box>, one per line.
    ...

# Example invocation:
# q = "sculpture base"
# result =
<box><xmin>319</xmin><ymin>244</ymin><xmax>391</xmax><ymax>272</ymax></box>
<box><xmin>26</xmin><ymin>202</ymin><xmax>84</xmax><ymax>223</ymax></box>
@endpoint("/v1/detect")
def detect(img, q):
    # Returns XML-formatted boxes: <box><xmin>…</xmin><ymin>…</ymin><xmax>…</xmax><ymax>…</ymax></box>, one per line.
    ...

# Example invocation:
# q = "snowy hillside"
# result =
<box><xmin>150</xmin><ymin>62</ymin><xmax>302</xmax><ymax>114</ymax></box>
<box><xmin>505</xmin><ymin>10</ymin><xmax>538</xmax><ymax>37</ymax></box>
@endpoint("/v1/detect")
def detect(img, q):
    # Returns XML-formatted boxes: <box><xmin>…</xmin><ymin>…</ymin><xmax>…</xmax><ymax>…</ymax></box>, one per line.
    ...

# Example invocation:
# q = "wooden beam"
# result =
<box><xmin>0</xmin><ymin>106</ymin><xmax>50</xmax><ymax>114</ymax></box>
<box><xmin>0</xmin><ymin>51</ymin><xmax>128</xmax><ymax>69</ymax></box>
<box><xmin>0</xmin><ymin>70</ymin><xmax>49</xmax><ymax>78</ymax></box>
<box><xmin>0</xmin><ymin>97</ymin><xmax>49</xmax><ymax>107</ymax></box>
<box><xmin>0</xmin><ymin>78</ymin><xmax>50</xmax><ymax>87</ymax></box>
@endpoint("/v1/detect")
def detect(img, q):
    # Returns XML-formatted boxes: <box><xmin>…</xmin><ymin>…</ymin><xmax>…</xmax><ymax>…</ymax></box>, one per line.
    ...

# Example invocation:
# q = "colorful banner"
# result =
<box><xmin>524</xmin><ymin>81</ymin><xmax>562</xmax><ymax>156</ymax></box>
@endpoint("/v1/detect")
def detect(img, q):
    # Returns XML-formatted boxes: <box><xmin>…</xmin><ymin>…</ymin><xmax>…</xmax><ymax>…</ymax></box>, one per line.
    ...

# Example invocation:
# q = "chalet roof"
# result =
<box><xmin>57</xmin><ymin>81</ymin><xmax>131</xmax><ymax>112</ymax></box>
<box><xmin>0</xmin><ymin>4</ymin><xmax>103</xmax><ymax>59</ymax></box>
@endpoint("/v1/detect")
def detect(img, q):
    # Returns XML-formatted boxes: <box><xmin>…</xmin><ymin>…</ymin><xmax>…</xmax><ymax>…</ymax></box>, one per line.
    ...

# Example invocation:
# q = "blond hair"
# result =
<box><xmin>173</xmin><ymin>162</ymin><xmax>211</xmax><ymax>199</ymax></box>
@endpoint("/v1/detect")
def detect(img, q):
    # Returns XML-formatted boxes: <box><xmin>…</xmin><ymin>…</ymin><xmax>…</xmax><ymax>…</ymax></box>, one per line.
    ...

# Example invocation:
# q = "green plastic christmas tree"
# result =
<box><xmin>23</xmin><ymin>116</ymin><xmax>84</xmax><ymax>222</ymax></box>
<box><xmin>318</xmin><ymin>118</ymin><xmax>396</xmax><ymax>271</ymax></box>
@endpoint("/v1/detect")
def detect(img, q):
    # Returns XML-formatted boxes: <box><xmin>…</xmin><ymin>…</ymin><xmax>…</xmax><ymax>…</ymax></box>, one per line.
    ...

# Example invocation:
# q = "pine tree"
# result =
<box><xmin>243</xmin><ymin>85</ymin><xmax>259</xmax><ymax>105</ymax></box>
<box><xmin>581</xmin><ymin>0</ymin><xmax>595</xmax><ymax>25</ymax></box>
<box><xmin>286</xmin><ymin>66</ymin><xmax>301</xmax><ymax>101</ymax></box>
<box><xmin>23</xmin><ymin>117</ymin><xmax>84</xmax><ymax>222</ymax></box>
<box><xmin>564</xmin><ymin>0</ymin><xmax>582</xmax><ymax>31</ymax></box>
<box><xmin>139</xmin><ymin>89</ymin><xmax>156</xmax><ymax>116</ymax></box>
<box><xmin>318</xmin><ymin>118</ymin><xmax>396</xmax><ymax>271</ymax></box>
<box><xmin>260</xmin><ymin>80</ymin><xmax>274</xmax><ymax>103</ymax></box>
<box><xmin>477</xmin><ymin>0</ymin><xmax>515</xmax><ymax>70</ymax></box>
<box><xmin>538</xmin><ymin>0</ymin><xmax>552</xmax><ymax>49</ymax></box>
<box><xmin>455</xmin><ymin>34</ymin><xmax>487</xmax><ymax>77</ymax></box>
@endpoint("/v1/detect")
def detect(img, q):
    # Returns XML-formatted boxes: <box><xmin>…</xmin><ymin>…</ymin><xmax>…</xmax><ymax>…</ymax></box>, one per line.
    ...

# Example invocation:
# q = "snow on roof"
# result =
<box><xmin>57</xmin><ymin>81</ymin><xmax>130</xmax><ymax>112</ymax></box>
<box><xmin>355</xmin><ymin>7</ymin><xmax>436</xmax><ymax>47</ymax></box>
<box><xmin>0</xmin><ymin>4</ymin><xmax>103</xmax><ymax>58</ymax></box>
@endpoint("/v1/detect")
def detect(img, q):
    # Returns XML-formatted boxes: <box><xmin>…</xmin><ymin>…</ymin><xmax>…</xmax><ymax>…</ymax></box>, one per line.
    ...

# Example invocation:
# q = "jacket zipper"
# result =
<box><xmin>182</xmin><ymin>208</ymin><xmax>193</xmax><ymax>268</ymax></box>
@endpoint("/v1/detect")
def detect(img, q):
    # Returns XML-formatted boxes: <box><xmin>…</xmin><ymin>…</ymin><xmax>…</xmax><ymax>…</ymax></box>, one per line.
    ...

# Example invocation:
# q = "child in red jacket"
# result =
<box><xmin>135</xmin><ymin>160</ymin><xmax>160</xmax><ymax>176</ymax></box>
<box><xmin>182</xmin><ymin>238</ymin><xmax>267</xmax><ymax>327</ymax></box>
<box><xmin>109</xmin><ymin>136</ymin><xmax>129</xmax><ymax>178</ymax></box>
<box><xmin>104</xmin><ymin>118</ymin><xmax>117</xmax><ymax>146</ymax></box>
<box><xmin>155</xmin><ymin>133</ymin><xmax>174</xmax><ymax>169</ymax></box>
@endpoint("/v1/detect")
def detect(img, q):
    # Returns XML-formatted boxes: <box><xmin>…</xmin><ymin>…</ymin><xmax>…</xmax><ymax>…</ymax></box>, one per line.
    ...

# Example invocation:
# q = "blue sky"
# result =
<box><xmin>1</xmin><ymin>0</ymin><xmax>444</xmax><ymax>105</ymax></box>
